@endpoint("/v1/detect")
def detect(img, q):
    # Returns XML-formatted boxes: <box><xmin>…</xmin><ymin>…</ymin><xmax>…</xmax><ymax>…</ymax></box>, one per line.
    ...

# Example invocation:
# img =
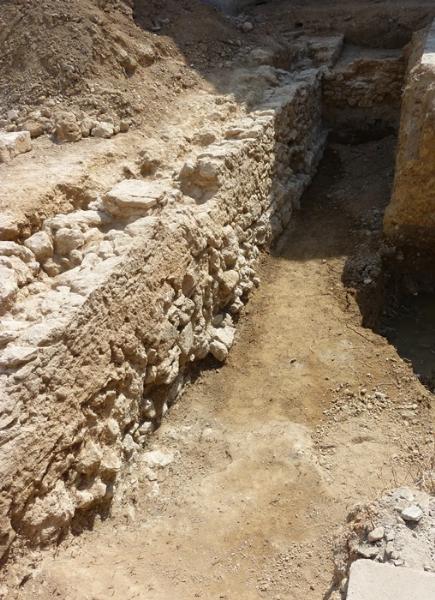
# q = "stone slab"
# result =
<box><xmin>347</xmin><ymin>560</ymin><xmax>435</xmax><ymax>600</ymax></box>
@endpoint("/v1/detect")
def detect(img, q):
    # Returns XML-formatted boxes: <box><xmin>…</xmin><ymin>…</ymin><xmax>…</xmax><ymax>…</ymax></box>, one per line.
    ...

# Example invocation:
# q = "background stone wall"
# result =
<box><xmin>384</xmin><ymin>20</ymin><xmax>435</xmax><ymax>248</ymax></box>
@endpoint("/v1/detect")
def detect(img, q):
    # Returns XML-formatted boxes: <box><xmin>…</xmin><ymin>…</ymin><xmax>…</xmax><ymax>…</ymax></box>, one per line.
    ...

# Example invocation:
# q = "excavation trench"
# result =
<box><xmin>1</xmin><ymin>19</ymin><xmax>435</xmax><ymax>595</ymax></box>
<box><xmin>8</xmin><ymin>54</ymin><xmax>435</xmax><ymax>597</ymax></box>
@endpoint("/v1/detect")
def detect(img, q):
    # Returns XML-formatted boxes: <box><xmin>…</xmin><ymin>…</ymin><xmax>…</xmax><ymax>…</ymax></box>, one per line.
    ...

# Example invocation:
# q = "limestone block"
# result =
<box><xmin>20</xmin><ymin>481</ymin><xmax>75</xmax><ymax>545</ymax></box>
<box><xmin>0</xmin><ymin>266</ymin><xmax>18</xmax><ymax>314</ymax></box>
<box><xmin>0</xmin><ymin>345</ymin><xmax>38</xmax><ymax>369</ymax></box>
<box><xmin>45</xmin><ymin>210</ymin><xmax>109</xmax><ymax>232</ymax></box>
<box><xmin>0</xmin><ymin>131</ymin><xmax>32</xmax><ymax>163</ymax></box>
<box><xmin>24</xmin><ymin>231</ymin><xmax>54</xmax><ymax>262</ymax></box>
<box><xmin>347</xmin><ymin>560</ymin><xmax>435</xmax><ymax>600</ymax></box>
<box><xmin>0</xmin><ymin>241</ymin><xmax>36</xmax><ymax>264</ymax></box>
<box><xmin>103</xmin><ymin>179</ymin><xmax>168</xmax><ymax>217</ymax></box>
<box><xmin>54</xmin><ymin>228</ymin><xmax>85</xmax><ymax>255</ymax></box>
<box><xmin>0</xmin><ymin>214</ymin><xmax>19</xmax><ymax>241</ymax></box>
<box><xmin>55</xmin><ymin>114</ymin><xmax>82</xmax><ymax>143</ymax></box>
<box><xmin>91</xmin><ymin>122</ymin><xmax>115</xmax><ymax>139</ymax></box>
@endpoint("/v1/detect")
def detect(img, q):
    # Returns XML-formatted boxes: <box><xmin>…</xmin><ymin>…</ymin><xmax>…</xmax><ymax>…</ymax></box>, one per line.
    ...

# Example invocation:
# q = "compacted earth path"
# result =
<box><xmin>8</xmin><ymin>137</ymin><xmax>434</xmax><ymax>599</ymax></box>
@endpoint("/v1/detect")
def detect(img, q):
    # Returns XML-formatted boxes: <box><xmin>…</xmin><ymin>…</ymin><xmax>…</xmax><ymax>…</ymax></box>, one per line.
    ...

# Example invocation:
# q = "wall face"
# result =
<box><xmin>384</xmin><ymin>20</ymin><xmax>435</xmax><ymax>248</ymax></box>
<box><xmin>0</xmin><ymin>66</ymin><xmax>325</xmax><ymax>558</ymax></box>
<box><xmin>322</xmin><ymin>46</ymin><xmax>404</xmax><ymax>131</ymax></box>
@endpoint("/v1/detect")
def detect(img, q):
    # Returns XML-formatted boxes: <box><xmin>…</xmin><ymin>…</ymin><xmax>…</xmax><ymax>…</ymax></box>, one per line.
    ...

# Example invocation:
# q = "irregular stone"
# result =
<box><xmin>0</xmin><ymin>131</ymin><xmax>32</xmax><ymax>163</ymax></box>
<box><xmin>91</xmin><ymin>122</ymin><xmax>114</xmax><ymax>139</ymax></box>
<box><xmin>401</xmin><ymin>505</ymin><xmax>423</xmax><ymax>523</ymax></box>
<box><xmin>0</xmin><ymin>345</ymin><xmax>38</xmax><ymax>369</ymax></box>
<box><xmin>142</xmin><ymin>449</ymin><xmax>174</xmax><ymax>468</ymax></box>
<box><xmin>209</xmin><ymin>339</ymin><xmax>229</xmax><ymax>362</ymax></box>
<box><xmin>0</xmin><ymin>267</ymin><xmax>18</xmax><ymax>313</ymax></box>
<box><xmin>23</xmin><ymin>120</ymin><xmax>45</xmax><ymax>139</ymax></box>
<box><xmin>55</xmin><ymin>115</ymin><xmax>82</xmax><ymax>143</ymax></box>
<box><xmin>124</xmin><ymin>216</ymin><xmax>158</xmax><ymax>238</ymax></box>
<box><xmin>0</xmin><ymin>319</ymin><xmax>27</xmax><ymax>345</ymax></box>
<box><xmin>103</xmin><ymin>179</ymin><xmax>168</xmax><ymax>218</ymax></box>
<box><xmin>368</xmin><ymin>526</ymin><xmax>385</xmax><ymax>542</ymax></box>
<box><xmin>7</xmin><ymin>109</ymin><xmax>19</xmax><ymax>121</ymax></box>
<box><xmin>219</xmin><ymin>269</ymin><xmax>239</xmax><ymax>296</ymax></box>
<box><xmin>137</xmin><ymin>43</ymin><xmax>156</xmax><ymax>66</ymax></box>
<box><xmin>74</xmin><ymin>480</ymin><xmax>107</xmax><ymax>510</ymax></box>
<box><xmin>24</xmin><ymin>231</ymin><xmax>53</xmax><ymax>262</ymax></box>
<box><xmin>75</xmin><ymin>441</ymin><xmax>103</xmax><ymax>475</ymax></box>
<box><xmin>393</xmin><ymin>487</ymin><xmax>415</xmax><ymax>503</ymax></box>
<box><xmin>0</xmin><ymin>241</ymin><xmax>36</xmax><ymax>264</ymax></box>
<box><xmin>122</xmin><ymin>433</ymin><xmax>138</xmax><ymax>457</ymax></box>
<box><xmin>21</xmin><ymin>481</ymin><xmax>75</xmax><ymax>545</ymax></box>
<box><xmin>103</xmin><ymin>418</ymin><xmax>120</xmax><ymax>442</ymax></box>
<box><xmin>0</xmin><ymin>254</ymin><xmax>36</xmax><ymax>286</ymax></box>
<box><xmin>54</xmin><ymin>228</ymin><xmax>85</xmax><ymax>255</ymax></box>
<box><xmin>357</xmin><ymin>544</ymin><xmax>380</xmax><ymax>559</ymax></box>
<box><xmin>100</xmin><ymin>450</ymin><xmax>122</xmax><ymax>476</ymax></box>
<box><xmin>249</xmin><ymin>47</ymin><xmax>275</xmax><ymax>66</ymax></box>
<box><xmin>212</xmin><ymin>324</ymin><xmax>236</xmax><ymax>350</ymax></box>
<box><xmin>19</xmin><ymin>319</ymin><xmax>67</xmax><ymax>347</ymax></box>
<box><xmin>178</xmin><ymin>322</ymin><xmax>194</xmax><ymax>356</ymax></box>
<box><xmin>241</xmin><ymin>21</ymin><xmax>254</xmax><ymax>33</ymax></box>
<box><xmin>46</xmin><ymin>210</ymin><xmax>108</xmax><ymax>232</ymax></box>
<box><xmin>347</xmin><ymin>559</ymin><xmax>435</xmax><ymax>600</ymax></box>
<box><xmin>0</xmin><ymin>214</ymin><xmax>19</xmax><ymax>241</ymax></box>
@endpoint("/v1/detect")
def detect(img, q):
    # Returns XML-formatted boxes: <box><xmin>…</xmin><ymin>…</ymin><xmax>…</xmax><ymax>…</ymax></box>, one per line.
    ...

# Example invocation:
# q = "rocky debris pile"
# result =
<box><xmin>320</xmin><ymin>379</ymin><xmax>429</xmax><ymax>425</ymax></box>
<box><xmin>331</xmin><ymin>487</ymin><xmax>435</xmax><ymax>597</ymax></box>
<box><xmin>0</xmin><ymin>0</ymin><xmax>238</xmax><ymax>143</ymax></box>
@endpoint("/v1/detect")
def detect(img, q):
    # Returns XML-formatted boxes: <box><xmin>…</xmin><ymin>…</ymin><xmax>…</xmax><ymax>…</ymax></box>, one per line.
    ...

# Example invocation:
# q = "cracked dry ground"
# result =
<box><xmin>16</xmin><ymin>138</ymin><xmax>434</xmax><ymax>599</ymax></box>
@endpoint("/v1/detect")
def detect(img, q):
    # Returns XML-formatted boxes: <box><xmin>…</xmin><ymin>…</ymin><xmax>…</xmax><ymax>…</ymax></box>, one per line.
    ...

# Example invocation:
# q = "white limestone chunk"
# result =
<box><xmin>0</xmin><ymin>345</ymin><xmax>38</xmax><ymax>368</ymax></box>
<box><xmin>0</xmin><ymin>131</ymin><xmax>32</xmax><ymax>163</ymax></box>
<box><xmin>24</xmin><ymin>231</ymin><xmax>53</xmax><ymax>262</ymax></box>
<box><xmin>103</xmin><ymin>179</ymin><xmax>168</xmax><ymax>217</ymax></box>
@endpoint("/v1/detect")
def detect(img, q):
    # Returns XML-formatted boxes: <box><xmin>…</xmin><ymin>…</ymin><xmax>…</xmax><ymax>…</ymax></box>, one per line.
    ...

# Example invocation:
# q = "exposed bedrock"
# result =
<box><xmin>0</xmin><ymin>68</ymin><xmax>325</xmax><ymax>558</ymax></box>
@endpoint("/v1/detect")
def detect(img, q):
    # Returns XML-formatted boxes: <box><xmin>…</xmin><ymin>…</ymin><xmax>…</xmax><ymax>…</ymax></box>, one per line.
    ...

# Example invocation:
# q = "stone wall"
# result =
<box><xmin>384</xmin><ymin>20</ymin><xmax>435</xmax><ymax>248</ymax></box>
<box><xmin>322</xmin><ymin>46</ymin><xmax>405</xmax><ymax>133</ymax></box>
<box><xmin>0</xmin><ymin>68</ymin><xmax>325</xmax><ymax>558</ymax></box>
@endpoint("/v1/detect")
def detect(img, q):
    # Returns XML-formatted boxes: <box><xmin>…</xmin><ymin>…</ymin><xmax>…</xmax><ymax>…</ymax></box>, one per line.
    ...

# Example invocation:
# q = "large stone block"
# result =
<box><xmin>384</xmin><ymin>19</ymin><xmax>435</xmax><ymax>248</ymax></box>
<box><xmin>347</xmin><ymin>560</ymin><xmax>435</xmax><ymax>600</ymax></box>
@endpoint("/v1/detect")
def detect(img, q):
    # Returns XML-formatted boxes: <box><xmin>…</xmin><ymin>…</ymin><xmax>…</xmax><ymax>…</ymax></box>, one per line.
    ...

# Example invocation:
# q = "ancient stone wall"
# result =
<box><xmin>384</xmin><ymin>20</ymin><xmax>435</xmax><ymax>248</ymax></box>
<box><xmin>322</xmin><ymin>46</ymin><xmax>405</xmax><ymax>132</ymax></box>
<box><xmin>0</xmin><ymin>69</ymin><xmax>325</xmax><ymax>558</ymax></box>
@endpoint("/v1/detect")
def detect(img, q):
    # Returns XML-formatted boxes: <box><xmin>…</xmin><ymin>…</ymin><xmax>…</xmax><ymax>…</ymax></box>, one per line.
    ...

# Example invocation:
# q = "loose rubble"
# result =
<box><xmin>332</xmin><ymin>487</ymin><xmax>435</xmax><ymax>598</ymax></box>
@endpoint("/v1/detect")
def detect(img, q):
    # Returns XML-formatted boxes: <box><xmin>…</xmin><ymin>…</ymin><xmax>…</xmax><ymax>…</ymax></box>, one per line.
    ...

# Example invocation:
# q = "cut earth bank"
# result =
<box><xmin>0</xmin><ymin>0</ymin><xmax>434</xmax><ymax>598</ymax></box>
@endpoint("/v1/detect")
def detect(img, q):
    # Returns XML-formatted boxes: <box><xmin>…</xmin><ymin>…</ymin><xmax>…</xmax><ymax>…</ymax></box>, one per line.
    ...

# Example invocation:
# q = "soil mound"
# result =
<box><xmin>0</xmin><ymin>0</ymin><xmax>240</xmax><ymax>135</ymax></box>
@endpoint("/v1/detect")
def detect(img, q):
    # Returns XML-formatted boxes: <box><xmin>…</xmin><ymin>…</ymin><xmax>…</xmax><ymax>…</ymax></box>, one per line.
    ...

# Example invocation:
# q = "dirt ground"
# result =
<box><xmin>5</xmin><ymin>132</ymin><xmax>432</xmax><ymax>600</ymax></box>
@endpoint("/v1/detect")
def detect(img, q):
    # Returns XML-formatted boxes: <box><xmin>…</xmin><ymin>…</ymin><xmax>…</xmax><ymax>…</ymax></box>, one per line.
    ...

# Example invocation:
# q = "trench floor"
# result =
<box><xmin>16</xmin><ymin>137</ymin><xmax>434</xmax><ymax>599</ymax></box>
